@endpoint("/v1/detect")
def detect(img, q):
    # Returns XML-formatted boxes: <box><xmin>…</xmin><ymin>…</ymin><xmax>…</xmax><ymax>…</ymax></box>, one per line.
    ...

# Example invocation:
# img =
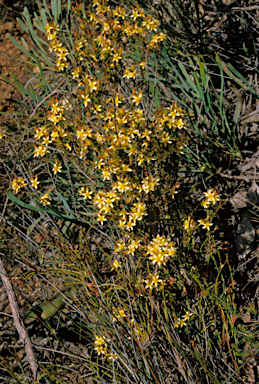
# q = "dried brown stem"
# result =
<box><xmin>0</xmin><ymin>257</ymin><xmax>39</xmax><ymax>381</ymax></box>
<box><xmin>217</xmin><ymin>171</ymin><xmax>250</xmax><ymax>183</ymax></box>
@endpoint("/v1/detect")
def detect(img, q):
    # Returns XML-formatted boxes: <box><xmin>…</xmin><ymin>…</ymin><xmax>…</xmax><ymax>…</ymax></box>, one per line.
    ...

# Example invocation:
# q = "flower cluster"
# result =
<box><xmin>93</xmin><ymin>334</ymin><xmax>108</xmax><ymax>355</ymax></box>
<box><xmin>28</xmin><ymin>3</ymin><xmax>191</xmax><ymax>343</ymax></box>
<box><xmin>198</xmin><ymin>215</ymin><xmax>213</xmax><ymax>231</ymax></box>
<box><xmin>112</xmin><ymin>307</ymin><xmax>126</xmax><ymax>322</ymax></box>
<box><xmin>146</xmin><ymin>235</ymin><xmax>176</xmax><ymax>267</ymax></box>
<box><xmin>45</xmin><ymin>23</ymin><xmax>69</xmax><ymax>71</ymax></box>
<box><xmin>39</xmin><ymin>193</ymin><xmax>51</xmax><ymax>206</ymax></box>
<box><xmin>174</xmin><ymin>311</ymin><xmax>193</xmax><ymax>328</ymax></box>
<box><xmin>36</xmin><ymin>0</ymin><xmax>188</xmax><ymax>238</ymax></box>
<box><xmin>144</xmin><ymin>273</ymin><xmax>165</xmax><ymax>290</ymax></box>
<box><xmin>47</xmin><ymin>101</ymin><xmax>65</xmax><ymax>126</ymax></box>
<box><xmin>183</xmin><ymin>216</ymin><xmax>195</xmax><ymax>232</ymax></box>
<box><xmin>93</xmin><ymin>334</ymin><xmax>118</xmax><ymax>361</ymax></box>
<box><xmin>78</xmin><ymin>186</ymin><xmax>92</xmax><ymax>199</ymax></box>
<box><xmin>33</xmin><ymin>144</ymin><xmax>49</xmax><ymax>158</ymax></box>
<box><xmin>201</xmin><ymin>189</ymin><xmax>220</xmax><ymax>208</ymax></box>
<box><xmin>11</xmin><ymin>177</ymin><xmax>27</xmax><ymax>194</ymax></box>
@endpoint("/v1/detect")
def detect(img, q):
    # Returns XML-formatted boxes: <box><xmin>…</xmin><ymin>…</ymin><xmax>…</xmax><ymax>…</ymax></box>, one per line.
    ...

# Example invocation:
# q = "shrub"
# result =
<box><xmin>0</xmin><ymin>1</ymin><xmax>256</xmax><ymax>383</ymax></box>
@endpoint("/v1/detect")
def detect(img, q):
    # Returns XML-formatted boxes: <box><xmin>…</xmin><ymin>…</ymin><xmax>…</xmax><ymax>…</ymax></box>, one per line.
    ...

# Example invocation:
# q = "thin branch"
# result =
<box><xmin>0</xmin><ymin>257</ymin><xmax>39</xmax><ymax>381</ymax></box>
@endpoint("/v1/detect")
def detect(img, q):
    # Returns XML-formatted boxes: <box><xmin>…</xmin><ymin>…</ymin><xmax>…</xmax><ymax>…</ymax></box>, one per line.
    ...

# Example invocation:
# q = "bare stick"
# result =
<box><xmin>0</xmin><ymin>257</ymin><xmax>39</xmax><ymax>381</ymax></box>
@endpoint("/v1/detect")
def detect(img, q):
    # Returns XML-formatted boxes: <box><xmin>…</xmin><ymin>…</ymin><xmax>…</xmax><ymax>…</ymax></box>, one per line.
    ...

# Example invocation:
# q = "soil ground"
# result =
<box><xmin>0</xmin><ymin>5</ymin><xmax>30</xmax><ymax>114</ymax></box>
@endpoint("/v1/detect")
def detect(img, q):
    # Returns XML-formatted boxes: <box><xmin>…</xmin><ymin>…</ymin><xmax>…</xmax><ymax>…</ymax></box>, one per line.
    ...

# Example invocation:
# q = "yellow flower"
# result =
<box><xmin>43</xmin><ymin>136</ymin><xmax>51</xmax><ymax>145</ymax></box>
<box><xmin>72</xmin><ymin>67</ymin><xmax>80</xmax><ymax>79</ymax></box>
<box><xmin>102</xmin><ymin>169</ymin><xmax>111</xmax><ymax>181</ymax></box>
<box><xmin>39</xmin><ymin>193</ymin><xmax>51</xmax><ymax>206</ymax></box>
<box><xmin>141</xmin><ymin>175</ymin><xmax>160</xmax><ymax>194</ymax></box>
<box><xmin>112</xmin><ymin>51</ymin><xmax>122</xmax><ymax>62</ymax></box>
<box><xmin>131</xmin><ymin>9</ymin><xmax>140</xmax><ymax>20</ymax></box>
<box><xmin>204</xmin><ymin>189</ymin><xmax>220</xmax><ymax>205</ymax></box>
<box><xmin>158</xmin><ymin>32</ymin><xmax>166</xmax><ymax>42</ymax></box>
<box><xmin>11</xmin><ymin>180</ymin><xmax>19</xmax><ymax>194</ymax></box>
<box><xmin>31</xmin><ymin>176</ymin><xmax>39</xmax><ymax>190</ymax></box>
<box><xmin>145</xmin><ymin>279</ymin><xmax>153</xmax><ymax>290</ymax></box>
<box><xmin>203</xmin><ymin>221</ymin><xmax>213</xmax><ymax>231</ymax></box>
<box><xmin>145</xmin><ymin>273</ymin><xmax>164</xmax><ymax>289</ymax></box>
<box><xmin>51</xmin><ymin>130</ymin><xmax>59</xmax><ymax>140</ymax></box>
<box><xmin>114</xmin><ymin>240</ymin><xmax>126</xmax><ymax>253</ymax></box>
<box><xmin>132</xmin><ymin>91</ymin><xmax>143</xmax><ymax>105</ymax></box>
<box><xmin>199</xmin><ymin>215</ymin><xmax>213</xmax><ymax>230</ymax></box>
<box><xmin>94</xmin><ymin>344</ymin><xmax>107</xmax><ymax>355</ymax></box>
<box><xmin>46</xmin><ymin>31</ymin><xmax>57</xmax><ymax>41</ymax></box>
<box><xmin>112</xmin><ymin>307</ymin><xmax>125</xmax><ymax>322</ymax></box>
<box><xmin>56</xmin><ymin>59</ymin><xmax>68</xmax><ymax>71</ymax></box>
<box><xmin>78</xmin><ymin>186</ymin><xmax>92</xmax><ymax>199</ymax></box>
<box><xmin>93</xmin><ymin>334</ymin><xmax>108</xmax><ymax>355</ymax></box>
<box><xmin>97</xmin><ymin>214</ymin><xmax>107</xmax><ymax>225</ymax></box>
<box><xmin>33</xmin><ymin>145</ymin><xmax>49</xmax><ymax>157</ymax></box>
<box><xmin>123</xmin><ymin>66</ymin><xmax>136</xmax><ymax>80</ymax></box>
<box><xmin>88</xmin><ymin>80</ymin><xmax>98</xmax><ymax>92</ymax></box>
<box><xmin>11</xmin><ymin>177</ymin><xmax>27</xmax><ymax>194</ymax></box>
<box><xmin>148</xmin><ymin>252</ymin><xmax>166</xmax><ymax>267</ymax></box>
<box><xmin>179</xmin><ymin>318</ymin><xmax>187</xmax><ymax>327</ymax></box>
<box><xmin>17</xmin><ymin>177</ymin><xmax>27</xmax><ymax>188</ymax></box>
<box><xmin>201</xmin><ymin>199</ymin><xmax>209</xmax><ymax>208</ymax></box>
<box><xmin>53</xmin><ymin>161</ymin><xmax>62</xmax><ymax>175</ymax></box>
<box><xmin>112</xmin><ymin>259</ymin><xmax>121</xmax><ymax>269</ymax></box>
<box><xmin>146</xmin><ymin>235</ymin><xmax>176</xmax><ymax>267</ymax></box>
<box><xmin>183</xmin><ymin>311</ymin><xmax>192</xmax><ymax>321</ymax></box>
<box><xmin>107</xmin><ymin>352</ymin><xmax>118</xmax><ymax>361</ymax></box>
<box><xmin>126</xmin><ymin>218</ymin><xmax>136</xmax><ymax>231</ymax></box>
<box><xmin>183</xmin><ymin>216</ymin><xmax>194</xmax><ymax>231</ymax></box>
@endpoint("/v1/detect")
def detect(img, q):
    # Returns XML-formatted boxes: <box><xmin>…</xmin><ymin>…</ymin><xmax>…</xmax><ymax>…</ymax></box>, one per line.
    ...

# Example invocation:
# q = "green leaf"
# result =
<box><xmin>154</xmin><ymin>90</ymin><xmax>161</xmax><ymax>109</ymax></box>
<box><xmin>61</xmin><ymin>220</ymin><xmax>73</xmax><ymax>235</ymax></box>
<box><xmin>7</xmin><ymin>34</ymin><xmax>29</xmax><ymax>58</ymax></box>
<box><xmin>216</xmin><ymin>53</ymin><xmax>258</xmax><ymax>98</ymax></box>
<box><xmin>67</xmin><ymin>0</ymin><xmax>71</xmax><ymax>24</ymax></box>
<box><xmin>199</xmin><ymin>59</ymin><xmax>209</xmax><ymax>89</ymax></box>
<box><xmin>178</xmin><ymin>62</ymin><xmax>199</xmax><ymax>96</ymax></box>
<box><xmin>25</xmin><ymin>295</ymin><xmax>67</xmax><ymax>322</ymax></box>
<box><xmin>52</xmin><ymin>0</ymin><xmax>58</xmax><ymax>24</ymax></box>
<box><xmin>22</xmin><ymin>7</ymin><xmax>34</xmax><ymax>32</ymax></box>
<box><xmin>27</xmin><ymin>216</ymin><xmax>42</xmax><ymax>236</ymax></box>
<box><xmin>41</xmin><ymin>295</ymin><xmax>67</xmax><ymax>320</ymax></box>
<box><xmin>56</xmin><ymin>190</ymin><xmax>74</xmax><ymax>216</ymax></box>
<box><xmin>149</xmin><ymin>82</ymin><xmax>161</xmax><ymax>110</ymax></box>
<box><xmin>58</xmin><ymin>0</ymin><xmax>62</xmax><ymax>22</ymax></box>
<box><xmin>16</xmin><ymin>18</ymin><xmax>29</xmax><ymax>34</ymax></box>
<box><xmin>10</xmin><ymin>73</ymin><xmax>47</xmax><ymax>105</ymax></box>
<box><xmin>29</xmin><ymin>83</ymin><xmax>37</xmax><ymax>101</ymax></box>
<box><xmin>40</xmin><ymin>8</ymin><xmax>48</xmax><ymax>29</ymax></box>
<box><xmin>7</xmin><ymin>189</ymin><xmax>95</xmax><ymax>227</ymax></box>
<box><xmin>33</xmin><ymin>12</ymin><xmax>46</xmax><ymax>34</ymax></box>
<box><xmin>43</xmin><ymin>0</ymin><xmax>52</xmax><ymax>18</ymax></box>
<box><xmin>57</xmin><ymin>176</ymin><xmax>70</xmax><ymax>186</ymax></box>
<box><xmin>232</xmin><ymin>87</ymin><xmax>242</xmax><ymax>125</ymax></box>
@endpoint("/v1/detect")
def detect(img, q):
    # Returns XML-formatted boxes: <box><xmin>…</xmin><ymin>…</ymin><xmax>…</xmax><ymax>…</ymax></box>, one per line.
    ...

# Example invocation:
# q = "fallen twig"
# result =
<box><xmin>217</xmin><ymin>171</ymin><xmax>250</xmax><ymax>183</ymax></box>
<box><xmin>0</xmin><ymin>256</ymin><xmax>39</xmax><ymax>381</ymax></box>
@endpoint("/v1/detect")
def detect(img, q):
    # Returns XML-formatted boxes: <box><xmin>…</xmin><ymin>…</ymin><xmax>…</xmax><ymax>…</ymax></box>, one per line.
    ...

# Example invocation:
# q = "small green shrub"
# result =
<box><xmin>1</xmin><ymin>1</ymin><xmax>257</xmax><ymax>383</ymax></box>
